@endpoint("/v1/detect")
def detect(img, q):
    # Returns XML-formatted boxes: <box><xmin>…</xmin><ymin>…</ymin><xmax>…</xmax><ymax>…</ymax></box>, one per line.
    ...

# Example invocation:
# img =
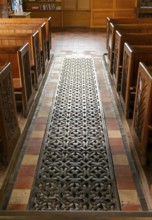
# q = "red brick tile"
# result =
<box><xmin>33</xmin><ymin>123</ymin><xmax>46</xmax><ymax>131</ymax></box>
<box><xmin>26</xmin><ymin>138</ymin><xmax>42</xmax><ymax>155</ymax></box>
<box><xmin>106</xmin><ymin>118</ymin><xmax>120</xmax><ymax>130</ymax></box>
<box><xmin>109</xmin><ymin>138</ymin><xmax>126</xmax><ymax>154</ymax></box>
<box><xmin>114</xmin><ymin>166</ymin><xmax>135</xmax><ymax>189</ymax></box>
<box><xmin>114</xmin><ymin>165</ymin><xmax>132</xmax><ymax>175</ymax></box>
<box><xmin>27</xmin><ymin>138</ymin><xmax>43</xmax><ymax>147</ymax></box>
<box><xmin>39</xmin><ymin>106</ymin><xmax>50</xmax><ymax>111</ymax></box>
<box><xmin>116</xmin><ymin>177</ymin><xmax>136</xmax><ymax>190</ymax></box>
<box><xmin>18</xmin><ymin>165</ymin><xmax>36</xmax><ymax>177</ymax></box>
<box><xmin>7</xmin><ymin>204</ymin><xmax>27</xmax><ymax>210</ymax></box>
<box><xmin>26</xmin><ymin>144</ymin><xmax>41</xmax><ymax>155</ymax></box>
<box><xmin>14</xmin><ymin>176</ymin><xmax>34</xmax><ymax>189</ymax></box>
<box><xmin>35</xmin><ymin>117</ymin><xmax>48</xmax><ymax>123</ymax></box>
<box><xmin>121</xmin><ymin>204</ymin><xmax>142</xmax><ymax>211</ymax></box>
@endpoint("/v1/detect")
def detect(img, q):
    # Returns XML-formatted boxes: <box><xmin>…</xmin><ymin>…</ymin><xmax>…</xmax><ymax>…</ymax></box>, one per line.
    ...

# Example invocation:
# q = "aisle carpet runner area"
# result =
<box><xmin>28</xmin><ymin>56</ymin><xmax>120</xmax><ymax>210</ymax></box>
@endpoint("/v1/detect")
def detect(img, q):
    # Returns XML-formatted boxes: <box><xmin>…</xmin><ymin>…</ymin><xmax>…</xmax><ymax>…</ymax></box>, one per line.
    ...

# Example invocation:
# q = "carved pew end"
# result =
<box><xmin>0</xmin><ymin>63</ymin><xmax>20</xmax><ymax>164</ymax></box>
<box><xmin>132</xmin><ymin>62</ymin><xmax>152</xmax><ymax>166</ymax></box>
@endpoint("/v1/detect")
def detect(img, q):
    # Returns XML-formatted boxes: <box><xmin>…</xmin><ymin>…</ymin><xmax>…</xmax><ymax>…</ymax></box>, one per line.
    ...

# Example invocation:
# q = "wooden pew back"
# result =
<box><xmin>0</xmin><ymin>17</ymin><xmax>51</xmax><ymax>60</ymax></box>
<box><xmin>108</xmin><ymin>23</ymin><xmax>152</xmax><ymax>73</ymax></box>
<box><xmin>113</xmin><ymin>31</ymin><xmax>152</xmax><ymax>91</ymax></box>
<box><xmin>106</xmin><ymin>17</ymin><xmax>152</xmax><ymax>50</ymax></box>
<box><xmin>120</xmin><ymin>43</ymin><xmax>152</xmax><ymax>118</ymax></box>
<box><xmin>0</xmin><ymin>62</ymin><xmax>20</xmax><ymax>164</ymax></box>
<box><xmin>132</xmin><ymin>62</ymin><xmax>152</xmax><ymax>165</ymax></box>
<box><xmin>0</xmin><ymin>22</ymin><xmax>48</xmax><ymax>72</ymax></box>
<box><xmin>0</xmin><ymin>31</ymin><xmax>42</xmax><ymax>88</ymax></box>
<box><xmin>0</xmin><ymin>44</ymin><xmax>34</xmax><ymax>117</ymax></box>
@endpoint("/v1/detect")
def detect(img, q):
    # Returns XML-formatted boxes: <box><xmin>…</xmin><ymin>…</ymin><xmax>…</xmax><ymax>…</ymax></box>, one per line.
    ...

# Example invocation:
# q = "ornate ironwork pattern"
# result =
<box><xmin>29</xmin><ymin>57</ymin><xmax>120</xmax><ymax>211</ymax></box>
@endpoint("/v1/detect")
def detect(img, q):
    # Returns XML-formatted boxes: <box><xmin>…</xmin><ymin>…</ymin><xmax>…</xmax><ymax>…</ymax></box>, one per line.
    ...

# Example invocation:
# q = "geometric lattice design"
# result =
<box><xmin>29</xmin><ymin>57</ymin><xmax>120</xmax><ymax>210</ymax></box>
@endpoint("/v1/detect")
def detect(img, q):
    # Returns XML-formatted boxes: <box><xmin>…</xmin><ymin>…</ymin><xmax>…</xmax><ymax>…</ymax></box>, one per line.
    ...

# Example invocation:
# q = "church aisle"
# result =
<box><xmin>2</xmin><ymin>28</ymin><xmax>151</xmax><ymax>211</ymax></box>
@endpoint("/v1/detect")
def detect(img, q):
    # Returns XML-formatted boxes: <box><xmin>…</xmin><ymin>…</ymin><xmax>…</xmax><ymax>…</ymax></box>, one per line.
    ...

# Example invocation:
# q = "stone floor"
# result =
<box><xmin>0</xmin><ymin>28</ymin><xmax>152</xmax><ymax>212</ymax></box>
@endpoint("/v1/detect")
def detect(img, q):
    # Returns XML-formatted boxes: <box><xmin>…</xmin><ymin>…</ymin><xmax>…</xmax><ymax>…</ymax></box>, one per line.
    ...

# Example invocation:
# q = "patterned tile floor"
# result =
<box><xmin>1</xmin><ymin>28</ymin><xmax>152</xmax><ymax>211</ymax></box>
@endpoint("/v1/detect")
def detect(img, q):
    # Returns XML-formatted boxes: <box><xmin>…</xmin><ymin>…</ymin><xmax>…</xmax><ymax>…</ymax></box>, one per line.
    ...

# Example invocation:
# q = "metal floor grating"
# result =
<box><xmin>28</xmin><ymin>56</ymin><xmax>120</xmax><ymax>211</ymax></box>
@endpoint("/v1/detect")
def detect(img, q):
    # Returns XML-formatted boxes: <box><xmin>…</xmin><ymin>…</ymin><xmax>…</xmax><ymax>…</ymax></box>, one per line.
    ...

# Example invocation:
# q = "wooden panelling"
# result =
<box><xmin>31</xmin><ymin>11</ymin><xmax>62</xmax><ymax>27</ymax></box>
<box><xmin>114</xmin><ymin>10</ymin><xmax>136</xmax><ymax>18</ymax></box>
<box><xmin>20</xmin><ymin>0</ymin><xmax>138</xmax><ymax>27</ymax></box>
<box><xmin>91</xmin><ymin>0</ymin><xmax>137</xmax><ymax>27</ymax></box>
<box><xmin>115</xmin><ymin>0</ymin><xmax>136</xmax><ymax>8</ymax></box>
<box><xmin>63</xmin><ymin>11</ymin><xmax>90</xmax><ymax>26</ymax></box>
<box><xmin>78</xmin><ymin>0</ymin><xmax>90</xmax><ymax>10</ymax></box>
<box><xmin>93</xmin><ymin>0</ymin><xmax>113</xmax><ymax>9</ymax></box>
<box><xmin>63</xmin><ymin>0</ymin><xmax>77</xmax><ymax>10</ymax></box>
<box><xmin>92</xmin><ymin>11</ymin><xmax>113</xmax><ymax>26</ymax></box>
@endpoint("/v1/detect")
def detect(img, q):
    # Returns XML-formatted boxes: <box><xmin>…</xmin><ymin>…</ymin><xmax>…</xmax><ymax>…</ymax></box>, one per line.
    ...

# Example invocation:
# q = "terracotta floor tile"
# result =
<box><xmin>26</xmin><ymin>144</ymin><xmax>41</xmax><ymax>155</ymax></box>
<box><xmin>26</xmin><ymin>138</ymin><xmax>43</xmax><ymax>148</ymax></box>
<box><xmin>114</xmin><ymin>166</ymin><xmax>136</xmax><ymax>189</ymax></box>
<box><xmin>30</xmin><ymin>131</ymin><xmax>45</xmax><ymax>138</ymax></box>
<box><xmin>109</xmin><ymin>138</ymin><xmax>126</xmax><ymax>154</ymax></box>
<box><xmin>116</xmin><ymin>176</ymin><xmax>136</xmax><ymax>190</ymax></box>
<box><xmin>108</xmin><ymin>130</ymin><xmax>122</xmax><ymax>138</ymax></box>
<box><xmin>37</xmin><ymin>111</ymin><xmax>49</xmax><ymax>118</ymax></box>
<box><xmin>121</xmin><ymin>204</ymin><xmax>142</xmax><ymax>211</ymax></box>
<box><xmin>18</xmin><ymin>165</ymin><xmax>36</xmax><ymax>177</ymax></box>
<box><xmin>112</xmin><ymin>155</ymin><xmax>129</xmax><ymax>165</ymax></box>
<box><xmin>14</xmin><ymin>176</ymin><xmax>34</xmax><ymax>189</ymax></box>
<box><xmin>104</xmin><ymin>111</ymin><xmax>116</xmax><ymax>118</ymax></box>
<box><xmin>35</xmin><ymin>117</ymin><xmax>48</xmax><ymax>123</ymax></box>
<box><xmin>118</xmin><ymin>189</ymin><xmax>141</xmax><ymax>206</ymax></box>
<box><xmin>106</xmin><ymin>118</ymin><xmax>120</xmax><ymax>130</ymax></box>
<box><xmin>9</xmin><ymin>189</ymin><xmax>31</xmax><ymax>205</ymax></box>
<box><xmin>33</xmin><ymin>123</ymin><xmax>46</xmax><ymax>131</ymax></box>
<box><xmin>22</xmin><ymin>155</ymin><xmax>39</xmax><ymax>166</ymax></box>
<box><xmin>7</xmin><ymin>204</ymin><xmax>27</xmax><ymax>210</ymax></box>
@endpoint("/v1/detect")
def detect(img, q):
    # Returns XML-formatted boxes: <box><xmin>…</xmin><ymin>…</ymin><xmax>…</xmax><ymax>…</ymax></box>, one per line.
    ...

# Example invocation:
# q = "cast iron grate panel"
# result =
<box><xmin>29</xmin><ymin>57</ymin><xmax>120</xmax><ymax>211</ymax></box>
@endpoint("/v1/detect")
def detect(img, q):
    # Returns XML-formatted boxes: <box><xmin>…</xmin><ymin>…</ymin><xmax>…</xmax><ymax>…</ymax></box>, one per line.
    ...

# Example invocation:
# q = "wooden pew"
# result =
<box><xmin>106</xmin><ymin>17</ymin><xmax>152</xmax><ymax>51</ymax></box>
<box><xmin>120</xmin><ymin>43</ymin><xmax>152</xmax><ymax>118</ymax></box>
<box><xmin>0</xmin><ymin>17</ymin><xmax>52</xmax><ymax>61</ymax></box>
<box><xmin>108</xmin><ymin>23</ymin><xmax>152</xmax><ymax>73</ymax></box>
<box><xmin>0</xmin><ymin>31</ymin><xmax>42</xmax><ymax>89</ymax></box>
<box><xmin>0</xmin><ymin>22</ymin><xmax>48</xmax><ymax>74</ymax></box>
<box><xmin>113</xmin><ymin>31</ymin><xmax>152</xmax><ymax>91</ymax></box>
<box><xmin>0</xmin><ymin>43</ymin><xmax>34</xmax><ymax>117</ymax></box>
<box><xmin>132</xmin><ymin>62</ymin><xmax>152</xmax><ymax>165</ymax></box>
<box><xmin>31</xmin><ymin>17</ymin><xmax>52</xmax><ymax>60</ymax></box>
<box><xmin>0</xmin><ymin>62</ymin><xmax>20</xmax><ymax>164</ymax></box>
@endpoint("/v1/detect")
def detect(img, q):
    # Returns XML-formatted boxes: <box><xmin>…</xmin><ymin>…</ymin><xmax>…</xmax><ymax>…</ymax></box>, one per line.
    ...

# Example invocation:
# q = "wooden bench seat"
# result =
<box><xmin>0</xmin><ymin>17</ymin><xmax>52</xmax><ymax>61</ymax></box>
<box><xmin>0</xmin><ymin>62</ymin><xmax>20</xmax><ymax>164</ymax></box>
<box><xmin>113</xmin><ymin>31</ymin><xmax>152</xmax><ymax>91</ymax></box>
<box><xmin>0</xmin><ymin>43</ymin><xmax>34</xmax><ymax>117</ymax></box>
<box><xmin>108</xmin><ymin>23</ymin><xmax>152</xmax><ymax>73</ymax></box>
<box><xmin>132</xmin><ymin>62</ymin><xmax>152</xmax><ymax>165</ymax></box>
<box><xmin>0</xmin><ymin>31</ymin><xmax>42</xmax><ymax>89</ymax></box>
<box><xmin>0</xmin><ymin>22</ymin><xmax>48</xmax><ymax>74</ymax></box>
<box><xmin>120</xmin><ymin>43</ymin><xmax>152</xmax><ymax>119</ymax></box>
<box><xmin>106</xmin><ymin>17</ymin><xmax>152</xmax><ymax>51</ymax></box>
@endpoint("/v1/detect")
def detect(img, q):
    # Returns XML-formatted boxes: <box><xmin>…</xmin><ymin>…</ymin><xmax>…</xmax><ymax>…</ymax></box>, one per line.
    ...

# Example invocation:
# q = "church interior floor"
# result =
<box><xmin>0</xmin><ymin>27</ymin><xmax>152</xmax><ymax>212</ymax></box>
